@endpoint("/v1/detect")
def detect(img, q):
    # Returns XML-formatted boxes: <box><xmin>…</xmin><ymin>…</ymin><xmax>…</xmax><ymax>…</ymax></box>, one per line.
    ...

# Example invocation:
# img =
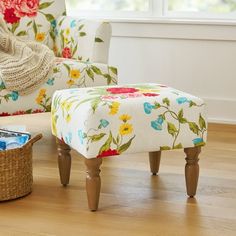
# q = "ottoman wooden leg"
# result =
<box><xmin>84</xmin><ymin>158</ymin><xmax>102</xmax><ymax>211</ymax></box>
<box><xmin>184</xmin><ymin>147</ymin><xmax>201</xmax><ymax>197</ymax></box>
<box><xmin>56</xmin><ymin>138</ymin><xmax>71</xmax><ymax>186</ymax></box>
<box><xmin>149</xmin><ymin>151</ymin><xmax>161</xmax><ymax>175</ymax></box>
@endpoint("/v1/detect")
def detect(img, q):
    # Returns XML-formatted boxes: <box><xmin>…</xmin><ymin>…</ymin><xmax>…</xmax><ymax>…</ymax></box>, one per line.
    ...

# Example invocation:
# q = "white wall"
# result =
<box><xmin>109</xmin><ymin>20</ymin><xmax>236</xmax><ymax>124</ymax></box>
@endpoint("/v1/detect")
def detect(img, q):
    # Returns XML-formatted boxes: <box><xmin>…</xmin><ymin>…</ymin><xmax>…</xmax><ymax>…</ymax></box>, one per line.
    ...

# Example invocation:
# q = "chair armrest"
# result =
<box><xmin>54</xmin><ymin>16</ymin><xmax>112</xmax><ymax>64</ymax></box>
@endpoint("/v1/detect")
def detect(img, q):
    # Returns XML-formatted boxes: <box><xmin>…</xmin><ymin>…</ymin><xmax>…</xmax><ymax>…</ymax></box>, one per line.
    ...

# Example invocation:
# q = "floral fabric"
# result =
<box><xmin>51</xmin><ymin>84</ymin><xmax>207</xmax><ymax>159</ymax></box>
<box><xmin>0</xmin><ymin>0</ymin><xmax>117</xmax><ymax>116</ymax></box>
<box><xmin>0</xmin><ymin>59</ymin><xmax>117</xmax><ymax>116</ymax></box>
<box><xmin>0</xmin><ymin>0</ymin><xmax>66</xmax><ymax>47</ymax></box>
<box><xmin>54</xmin><ymin>16</ymin><xmax>112</xmax><ymax>63</ymax></box>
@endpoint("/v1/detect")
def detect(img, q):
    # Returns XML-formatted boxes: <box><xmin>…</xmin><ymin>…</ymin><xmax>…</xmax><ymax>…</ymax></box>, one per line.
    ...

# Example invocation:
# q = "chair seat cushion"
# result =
<box><xmin>51</xmin><ymin>83</ymin><xmax>207</xmax><ymax>158</ymax></box>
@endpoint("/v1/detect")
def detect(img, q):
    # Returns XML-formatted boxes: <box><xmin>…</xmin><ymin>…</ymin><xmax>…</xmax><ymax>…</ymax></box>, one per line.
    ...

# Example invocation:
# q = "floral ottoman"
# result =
<box><xmin>51</xmin><ymin>83</ymin><xmax>207</xmax><ymax>211</ymax></box>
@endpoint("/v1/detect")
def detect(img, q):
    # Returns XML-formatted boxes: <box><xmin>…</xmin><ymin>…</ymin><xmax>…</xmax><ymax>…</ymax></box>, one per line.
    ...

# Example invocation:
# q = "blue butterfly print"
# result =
<box><xmin>47</xmin><ymin>78</ymin><xmax>55</xmax><ymax>86</ymax></box>
<box><xmin>98</xmin><ymin>119</ymin><xmax>109</xmax><ymax>129</ymax></box>
<box><xmin>176</xmin><ymin>97</ymin><xmax>189</xmax><ymax>104</ymax></box>
<box><xmin>193</xmin><ymin>138</ymin><xmax>204</xmax><ymax>145</ymax></box>
<box><xmin>70</xmin><ymin>20</ymin><xmax>76</xmax><ymax>28</ymax></box>
<box><xmin>11</xmin><ymin>91</ymin><xmax>19</xmax><ymax>101</ymax></box>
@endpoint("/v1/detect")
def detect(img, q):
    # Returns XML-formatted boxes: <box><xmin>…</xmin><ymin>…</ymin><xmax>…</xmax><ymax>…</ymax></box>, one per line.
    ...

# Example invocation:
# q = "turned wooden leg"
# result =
<box><xmin>56</xmin><ymin>138</ymin><xmax>71</xmax><ymax>186</ymax></box>
<box><xmin>149</xmin><ymin>151</ymin><xmax>161</xmax><ymax>175</ymax></box>
<box><xmin>84</xmin><ymin>158</ymin><xmax>102</xmax><ymax>211</ymax></box>
<box><xmin>184</xmin><ymin>147</ymin><xmax>201</xmax><ymax>197</ymax></box>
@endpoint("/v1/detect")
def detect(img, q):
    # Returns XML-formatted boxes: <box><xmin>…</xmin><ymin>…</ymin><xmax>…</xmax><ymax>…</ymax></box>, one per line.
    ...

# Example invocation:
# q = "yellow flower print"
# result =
<box><xmin>36</xmin><ymin>89</ymin><xmax>46</xmax><ymax>104</ymax></box>
<box><xmin>64</xmin><ymin>37</ymin><xmax>69</xmax><ymax>44</ymax></box>
<box><xmin>70</xmin><ymin>69</ymin><xmax>81</xmax><ymax>79</ymax></box>
<box><xmin>66</xmin><ymin>114</ymin><xmax>71</xmax><ymax>123</ymax></box>
<box><xmin>119</xmin><ymin>123</ymin><xmax>133</xmax><ymax>136</ymax></box>
<box><xmin>60</xmin><ymin>101</ymin><xmax>66</xmax><ymax>109</ymax></box>
<box><xmin>65</xmin><ymin>102</ymin><xmax>73</xmax><ymax>111</ymax></box>
<box><xmin>61</xmin><ymin>101</ymin><xmax>72</xmax><ymax>111</ymax></box>
<box><xmin>119</xmin><ymin>114</ymin><xmax>132</xmax><ymax>123</ymax></box>
<box><xmin>67</xmin><ymin>79</ymin><xmax>75</xmax><ymax>86</ymax></box>
<box><xmin>65</xmin><ymin>28</ymin><xmax>70</xmax><ymax>36</ymax></box>
<box><xmin>35</xmin><ymin>32</ymin><xmax>46</xmax><ymax>42</ymax></box>
<box><xmin>109</xmin><ymin>102</ymin><xmax>120</xmax><ymax>115</ymax></box>
<box><xmin>39</xmin><ymin>89</ymin><xmax>46</xmax><ymax>96</ymax></box>
<box><xmin>36</xmin><ymin>96</ymin><xmax>43</xmax><ymax>104</ymax></box>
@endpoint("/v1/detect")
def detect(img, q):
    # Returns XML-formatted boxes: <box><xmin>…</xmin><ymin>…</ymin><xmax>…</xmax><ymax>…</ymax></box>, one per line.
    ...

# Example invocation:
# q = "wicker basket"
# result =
<box><xmin>0</xmin><ymin>134</ymin><xmax>42</xmax><ymax>201</ymax></box>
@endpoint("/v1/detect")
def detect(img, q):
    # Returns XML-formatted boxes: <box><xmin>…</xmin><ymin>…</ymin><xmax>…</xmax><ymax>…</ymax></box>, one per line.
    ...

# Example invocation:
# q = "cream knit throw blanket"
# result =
<box><xmin>0</xmin><ymin>18</ymin><xmax>55</xmax><ymax>95</ymax></box>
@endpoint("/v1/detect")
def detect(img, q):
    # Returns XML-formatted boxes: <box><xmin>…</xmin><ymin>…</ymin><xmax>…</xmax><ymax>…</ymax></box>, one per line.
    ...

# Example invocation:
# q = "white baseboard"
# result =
<box><xmin>203</xmin><ymin>97</ymin><xmax>236</xmax><ymax>124</ymax></box>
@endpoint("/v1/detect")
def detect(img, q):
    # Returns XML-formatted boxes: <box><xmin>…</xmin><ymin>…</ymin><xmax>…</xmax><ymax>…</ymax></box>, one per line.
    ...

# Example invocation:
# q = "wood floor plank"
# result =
<box><xmin>0</xmin><ymin>113</ymin><xmax>236</xmax><ymax>236</ymax></box>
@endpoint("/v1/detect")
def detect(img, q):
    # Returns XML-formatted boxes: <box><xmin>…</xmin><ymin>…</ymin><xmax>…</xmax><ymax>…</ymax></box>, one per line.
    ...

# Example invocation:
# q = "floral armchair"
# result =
<box><xmin>0</xmin><ymin>0</ymin><xmax>117</xmax><ymax>116</ymax></box>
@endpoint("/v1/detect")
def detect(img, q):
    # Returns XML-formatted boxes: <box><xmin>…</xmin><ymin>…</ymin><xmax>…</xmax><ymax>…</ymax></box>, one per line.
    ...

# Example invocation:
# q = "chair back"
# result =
<box><xmin>0</xmin><ymin>0</ymin><xmax>66</xmax><ymax>48</ymax></box>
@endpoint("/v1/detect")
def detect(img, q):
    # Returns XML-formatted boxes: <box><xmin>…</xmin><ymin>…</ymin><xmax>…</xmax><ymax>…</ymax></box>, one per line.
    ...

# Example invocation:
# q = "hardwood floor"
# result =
<box><xmin>0</xmin><ymin>113</ymin><xmax>236</xmax><ymax>236</ymax></box>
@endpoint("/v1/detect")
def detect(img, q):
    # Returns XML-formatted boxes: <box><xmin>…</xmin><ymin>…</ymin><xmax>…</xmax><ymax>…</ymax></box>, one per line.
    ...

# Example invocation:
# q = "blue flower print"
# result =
<box><xmin>65</xmin><ymin>132</ymin><xmax>72</xmax><ymax>144</ymax></box>
<box><xmin>51</xmin><ymin>20</ymin><xmax>57</xmax><ymax>28</ymax></box>
<box><xmin>144</xmin><ymin>102</ymin><xmax>154</xmax><ymax>114</ymax></box>
<box><xmin>151</xmin><ymin>116</ymin><xmax>164</xmax><ymax>131</ymax></box>
<box><xmin>98</xmin><ymin>119</ymin><xmax>109</xmax><ymax>129</ymax></box>
<box><xmin>193</xmin><ymin>138</ymin><xmax>204</xmax><ymax>146</ymax></box>
<box><xmin>47</xmin><ymin>78</ymin><xmax>55</xmax><ymax>86</ymax></box>
<box><xmin>176</xmin><ymin>97</ymin><xmax>188</xmax><ymax>104</ymax></box>
<box><xmin>78</xmin><ymin>129</ymin><xmax>84</xmax><ymax>144</ymax></box>
<box><xmin>11</xmin><ymin>91</ymin><xmax>19</xmax><ymax>101</ymax></box>
<box><xmin>70</xmin><ymin>20</ymin><xmax>76</xmax><ymax>28</ymax></box>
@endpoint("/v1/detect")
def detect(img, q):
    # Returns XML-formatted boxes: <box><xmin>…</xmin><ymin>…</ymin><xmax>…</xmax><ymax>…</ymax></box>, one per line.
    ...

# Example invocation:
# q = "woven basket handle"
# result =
<box><xmin>27</xmin><ymin>134</ymin><xmax>43</xmax><ymax>146</ymax></box>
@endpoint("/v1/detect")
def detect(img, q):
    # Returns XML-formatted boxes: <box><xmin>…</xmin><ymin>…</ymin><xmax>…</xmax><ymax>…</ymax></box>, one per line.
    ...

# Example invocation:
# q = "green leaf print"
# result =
<box><xmin>199</xmin><ymin>114</ymin><xmax>206</xmax><ymax>130</ymax></box>
<box><xmin>167</xmin><ymin>122</ymin><xmax>178</xmax><ymax>137</ymax></box>
<box><xmin>178</xmin><ymin>109</ymin><xmax>183</xmax><ymax>119</ymax></box>
<box><xmin>95</xmin><ymin>37</ymin><xmax>104</xmax><ymax>42</ymax></box>
<box><xmin>39</xmin><ymin>2</ymin><xmax>54</xmax><ymax>10</ymax></box>
<box><xmin>89</xmin><ymin>133</ymin><xmax>106</xmax><ymax>142</ymax></box>
<box><xmin>160</xmin><ymin>146</ymin><xmax>171</xmax><ymax>151</ymax></box>
<box><xmin>109</xmin><ymin>66</ymin><xmax>118</xmax><ymax>75</ymax></box>
<box><xmin>33</xmin><ymin>21</ymin><xmax>37</xmax><ymax>35</ymax></box>
<box><xmin>78</xmin><ymin>24</ymin><xmax>84</xmax><ymax>30</ymax></box>
<box><xmin>79</xmin><ymin>32</ymin><xmax>86</xmax><ymax>37</ymax></box>
<box><xmin>63</xmin><ymin>63</ymin><xmax>71</xmax><ymax>74</ymax></box>
<box><xmin>163</xmin><ymin>98</ymin><xmax>170</xmax><ymax>106</ymax></box>
<box><xmin>11</xmin><ymin>22</ymin><xmax>19</xmax><ymax>33</ymax></box>
<box><xmin>86</xmin><ymin>68</ymin><xmax>94</xmax><ymax>80</ymax></box>
<box><xmin>72</xmin><ymin>44</ymin><xmax>78</xmax><ymax>57</ymax></box>
<box><xmin>189</xmin><ymin>101</ymin><xmax>197</xmax><ymax>107</ymax></box>
<box><xmin>91</xmin><ymin>66</ymin><xmax>102</xmax><ymax>75</ymax></box>
<box><xmin>153</xmin><ymin>102</ymin><xmax>161</xmax><ymax>109</ymax></box>
<box><xmin>188</xmin><ymin>122</ymin><xmax>199</xmax><ymax>135</ymax></box>
<box><xmin>174</xmin><ymin>143</ymin><xmax>183</xmax><ymax>149</ymax></box>
<box><xmin>99</xmin><ymin>131</ymin><xmax>112</xmax><ymax>154</ymax></box>
<box><xmin>179</xmin><ymin>118</ymin><xmax>187</xmax><ymax>124</ymax></box>
<box><xmin>44</xmin><ymin>14</ymin><xmax>55</xmax><ymax>22</ymax></box>
<box><xmin>113</xmin><ymin>138</ymin><xmax>117</xmax><ymax>145</ymax></box>
<box><xmin>103</xmin><ymin>74</ymin><xmax>112</xmax><ymax>84</ymax></box>
<box><xmin>16</xmin><ymin>31</ymin><xmax>27</xmax><ymax>36</ymax></box>
<box><xmin>91</xmin><ymin>98</ymin><xmax>100</xmax><ymax>113</ymax></box>
<box><xmin>27</xmin><ymin>21</ymin><xmax>32</xmax><ymax>27</ymax></box>
<box><xmin>118</xmin><ymin>136</ymin><xmax>135</xmax><ymax>154</ymax></box>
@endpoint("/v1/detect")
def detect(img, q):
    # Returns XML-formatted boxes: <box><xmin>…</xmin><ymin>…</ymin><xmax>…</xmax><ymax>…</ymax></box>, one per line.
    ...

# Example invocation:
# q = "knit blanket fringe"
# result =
<box><xmin>0</xmin><ymin>18</ymin><xmax>55</xmax><ymax>95</ymax></box>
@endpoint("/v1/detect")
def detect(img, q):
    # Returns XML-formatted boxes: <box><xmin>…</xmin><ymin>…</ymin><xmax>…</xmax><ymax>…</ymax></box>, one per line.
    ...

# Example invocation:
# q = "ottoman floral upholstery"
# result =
<box><xmin>51</xmin><ymin>83</ymin><xmax>207</xmax><ymax>211</ymax></box>
<box><xmin>52</xmin><ymin>84</ymin><xmax>207</xmax><ymax>158</ymax></box>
